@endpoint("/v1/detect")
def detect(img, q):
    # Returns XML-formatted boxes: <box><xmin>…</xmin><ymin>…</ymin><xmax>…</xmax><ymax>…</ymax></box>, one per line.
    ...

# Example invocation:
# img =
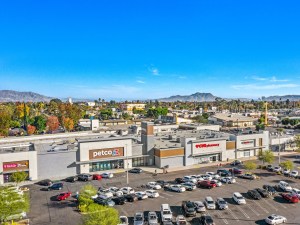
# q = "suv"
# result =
<box><xmin>198</xmin><ymin>180</ymin><xmax>217</xmax><ymax>189</ymax></box>
<box><xmin>133</xmin><ymin>212</ymin><xmax>144</xmax><ymax>225</ymax></box>
<box><xmin>204</xmin><ymin>196</ymin><xmax>216</xmax><ymax>210</ymax></box>
<box><xmin>216</xmin><ymin>198</ymin><xmax>228</xmax><ymax>210</ymax></box>
<box><xmin>47</xmin><ymin>182</ymin><xmax>63</xmax><ymax>191</ymax></box>
<box><xmin>199</xmin><ymin>215</ymin><xmax>214</xmax><ymax>225</ymax></box>
<box><xmin>278</xmin><ymin>181</ymin><xmax>292</xmax><ymax>192</ymax></box>
<box><xmin>248</xmin><ymin>189</ymin><xmax>262</xmax><ymax>200</ymax></box>
<box><xmin>233</xmin><ymin>192</ymin><xmax>246</xmax><ymax>204</ymax></box>
<box><xmin>181</xmin><ymin>201</ymin><xmax>196</xmax><ymax>217</ymax></box>
<box><xmin>78</xmin><ymin>174</ymin><xmax>93</xmax><ymax>181</ymax></box>
<box><xmin>160</xmin><ymin>204</ymin><xmax>173</xmax><ymax>223</ymax></box>
<box><xmin>263</xmin><ymin>185</ymin><xmax>277</xmax><ymax>195</ymax></box>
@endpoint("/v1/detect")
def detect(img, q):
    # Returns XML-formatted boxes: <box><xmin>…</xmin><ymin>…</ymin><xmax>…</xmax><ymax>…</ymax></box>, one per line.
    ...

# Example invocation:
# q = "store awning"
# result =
<box><xmin>75</xmin><ymin>155</ymin><xmax>149</xmax><ymax>165</ymax></box>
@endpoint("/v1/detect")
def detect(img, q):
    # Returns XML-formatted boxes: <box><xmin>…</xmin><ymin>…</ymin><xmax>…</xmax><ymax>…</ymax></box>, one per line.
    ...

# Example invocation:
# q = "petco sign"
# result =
<box><xmin>89</xmin><ymin>147</ymin><xmax>124</xmax><ymax>159</ymax></box>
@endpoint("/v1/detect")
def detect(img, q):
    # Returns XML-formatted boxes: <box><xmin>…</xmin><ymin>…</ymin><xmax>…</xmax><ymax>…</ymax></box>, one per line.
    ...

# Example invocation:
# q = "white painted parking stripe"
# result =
<box><xmin>227</xmin><ymin>208</ymin><xmax>239</xmax><ymax>221</ymax></box>
<box><xmin>235</xmin><ymin>205</ymin><xmax>250</xmax><ymax>218</ymax></box>
<box><xmin>245</xmin><ymin>204</ymin><xmax>260</xmax><ymax>216</ymax></box>
<box><xmin>251</xmin><ymin>200</ymin><xmax>269</xmax><ymax>214</ymax></box>
<box><xmin>272</xmin><ymin>198</ymin><xmax>287</xmax><ymax>209</ymax></box>
<box><xmin>216</xmin><ymin>210</ymin><xmax>229</xmax><ymax>224</ymax></box>
<box><xmin>262</xmin><ymin>199</ymin><xmax>278</xmax><ymax>211</ymax></box>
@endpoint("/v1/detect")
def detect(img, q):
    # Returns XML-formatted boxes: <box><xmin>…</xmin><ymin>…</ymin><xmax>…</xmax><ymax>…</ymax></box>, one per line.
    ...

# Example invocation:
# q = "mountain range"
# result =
<box><xmin>0</xmin><ymin>90</ymin><xmax>53</xmax><ymax>102</ymax></box>
<box><xmin>157</xmin><ymin>92</ymin><xmax>217</xmax><ymax>102</ymax></box>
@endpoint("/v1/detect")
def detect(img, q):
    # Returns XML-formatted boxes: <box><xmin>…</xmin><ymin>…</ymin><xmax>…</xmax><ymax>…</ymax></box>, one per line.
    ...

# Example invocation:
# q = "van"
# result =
<box><xmin>233</xmin><ymin>192</ymin><xmax>246</xmax><ymax>204</ymax></box>
<box><xmin>160</xmin><ymin>204</ymin><xmax>172</xmax><ymax>222</ymax></box>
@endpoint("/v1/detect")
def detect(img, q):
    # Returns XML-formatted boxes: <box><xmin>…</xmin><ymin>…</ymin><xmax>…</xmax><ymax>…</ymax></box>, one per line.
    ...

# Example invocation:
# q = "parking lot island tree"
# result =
<box><xmin>258</xmin><ymin>150</ymin><xmax>275</xmax><ymax>165</ymax></box>
<box><xmin>82</xmin><ymin>205</ymin><xmax>120</xmax><ymax>225</ymax></box>
<box><xmin>279</xmin><ymin>160</ymin><xmax>294</xmax><ymax>171</ymax></box>
<box><xmin>244</xmin><ymin>161</ymin><xmax>257</xmax><ymax>172</ymax></box>
<box><xmin>0</xmin><ymin>186</ymin><xmax>30</xmax><ymax>222</ymax></box>
<box><xmin>294</xmin><ymin>135</ymin><xmax>300</xmax><ymax>152</ymax></box>
<box><xmin>78</xmin><ymin>184</ymin><xmax>98</xmax><ymax>213</ymax></box>
<box><xmin>10</xmin><ymin>171</ymin><xmax>28</xmax><ymax>186</ymax></box>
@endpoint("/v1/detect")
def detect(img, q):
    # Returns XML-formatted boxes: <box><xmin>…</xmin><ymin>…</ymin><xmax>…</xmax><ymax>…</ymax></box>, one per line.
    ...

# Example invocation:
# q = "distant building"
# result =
<box><xmin>121</xmin><ymin>103</ymin><xmax>146</xmax><ymax>111</ymax></box>
<box><xmin>209</xmin><ymin>113</ymin><xmax>257</xmax><ymax>127</ymax></box>
<box><xmin>87</xmin><ymin>102</ymin><xmax>96</xmax><ymax>107</ymax></box>
<box><xmin>68</xmin><ymin>97</ymin><xmax>73</xmax><ymax>104</ymax></box>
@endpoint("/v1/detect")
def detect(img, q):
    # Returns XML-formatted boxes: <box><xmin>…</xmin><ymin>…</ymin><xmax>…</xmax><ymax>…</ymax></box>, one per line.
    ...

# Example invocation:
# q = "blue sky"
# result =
<box><xmin>1</xmin><ymin>1</ymin><xmax>300</xmax><ymax>100</ymax></box>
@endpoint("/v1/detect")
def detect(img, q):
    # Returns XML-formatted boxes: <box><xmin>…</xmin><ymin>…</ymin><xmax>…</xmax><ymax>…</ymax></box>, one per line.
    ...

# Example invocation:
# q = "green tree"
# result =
<box><xmin>0</xmin><ymin>186</ymin><xmax>30</xmax><ymax>221</ymax></box>
<box><xmin>78</xmin><ymin>184</ymin><xmax>98</xmax><ymax>212</ymax></box>
<box><xmin>9</xmin><ymin>120</ymin><xmax>21</xmax><ymax>128</ymax></box>
<box><xmin>244</xmin><ymin>161</ymin><xmax>257</xmax><ymax>171</ymax></box>
<box><xmin>192</xmin><ymin>115</ymin><xmax>208</xmax><ymax>124</ymax></box>
<box><xmin>82</xmin><ymin>205</ymin><xmax>120</xmax><ymax>225</ymax></box>
<box><xmin>33</xmin><ymin>115</ymin><xmax>47</xmax><ymax>133</ymax></box>
<box><xmin>280</xmin><ymin>160</ymin><xmax>294</xmax><ymax>171</ymax></box>
<box><xmin>294</xmin><ymin>135</ymin><xmax>300</xmax><ymax>152</ymax></box>
<box><xmin>10</xmin><ymin>171</ymin><xmax>28</xmax><ymax>186</ymax></box>
<box><xmin>258</xmin><ymin>150</ymin><xmax>274</xmax><ymax>165</ymax></box>
<box><xmin>0</xmin><ymin>105</ymin><xmax>12</xmax><ymax>136</ymax></box>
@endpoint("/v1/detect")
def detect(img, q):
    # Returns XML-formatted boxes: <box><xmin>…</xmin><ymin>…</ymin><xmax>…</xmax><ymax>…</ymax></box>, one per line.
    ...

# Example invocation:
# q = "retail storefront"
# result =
<box><xmin>2</xmin><ymin>160</ymin><xmax>30</xmax><ymax>183</ymax></box>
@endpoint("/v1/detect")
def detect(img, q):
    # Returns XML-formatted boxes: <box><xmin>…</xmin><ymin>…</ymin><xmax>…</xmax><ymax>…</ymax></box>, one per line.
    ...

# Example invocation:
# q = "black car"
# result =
<box><xmin>199</xmin><ymin>215</ymin><xmax>214</xmax><ymax>225</ymax></box>
<box><xmin>77</xmin><ymin>174</ymin><xmax>93</xmax><ymax>181</ymax></box>
<box><xmin>123</xmin><ymin>194</ymin><xmax>138</xmax><ymax>202</ymax></box>
<box><xmin>217</xmin><ymin>169</ymin><xmax>232</xmax><ymax>177</ymax></box>
<box><xmin>163</xmin><ymin>184</ymin><xmax>172</xmax><ymax>191</ymax></box>
<box><xmin>175</xmin><ymin>178</ymin><xmax>184</xmax><ymax>184</ymax></box>
<box><xmin>263</xmin><ymin>185</ymin><xmax>277</xmax><ymax>195</ymax></box>
<box><xmin>255</xmin><ymin>188</ymin><xmax>270</xmax><ymax>198</ymax></box>
<box><xmin>112</xmin><ymin>196</ymin><xmax>126</xmax><ymax>205</ymax></box>
<box><xmin>247</xmin><ymin>189</ymin><xmax>262</xmax><ymax>200</ymax></box>
<box><xmin>37</xmin><ymin>179</ymin><xmax>53</xmax><ymax>186</ymax></box>
<box><xmin>230</xmin><ymin>160</ymin><xmax>242</xmax><ymax>166</ymax></box>
<box><xmin>156</xmin><ymin>180</ymin><xmax>169</xmax><ymax>187</ymax></box>
<box><xmin>65</xmin><ymin>176</ymin><xmax>78</xmax><ymax>183</ymax></box>
<box><xmin>94</xmin><ymin>198</ymin><xmax>115</xmax><ymax>206</ymax></box>
<box><xmin>182</xmin><ymin>201</ymin><xmax>196</xmax><ymax>217</ymax></box>
<box><xmin>266</xmin><ymin>165</ymin><xmax>273</xmax><ymax>171</ymax></box>
<box><xmin>47</xmin><ymin>182</ymin><xmax>63</xmax><ymax>191</ymax></box>
<box><xmin>128</xmin><ymin>168</ymin><xmax>143</xmax><ymax>173</ymax></box>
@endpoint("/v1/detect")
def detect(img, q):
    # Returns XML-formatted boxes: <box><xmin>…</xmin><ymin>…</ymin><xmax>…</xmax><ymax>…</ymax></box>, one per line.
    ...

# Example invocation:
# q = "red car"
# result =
<box><xmin>229</xmin><ymin>167</ymin><xmax>243</xmax><ymax>174</ymax></box>
<box><xmin>197</xmin><ymin>180</ymin><xmax>217</xmax><ymax>189</ymax></box>
<box><xmin>281</xmin><ymin>193</ymin><xmax>299</xmax><ymax>203</ymax></box>
<box><xmin>92</xmin><ymin>174</ymin><xmax>102</xmax><ymax>180</ymax></box>
<box><xmin>57</xmin><ymin>192</ymin><xmax>72</xmax><ymax>201</ymax></box>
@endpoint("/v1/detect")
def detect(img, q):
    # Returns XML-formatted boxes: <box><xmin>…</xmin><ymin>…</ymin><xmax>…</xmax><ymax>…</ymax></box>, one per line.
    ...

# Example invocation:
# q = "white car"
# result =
<box><xmin>204</xmin><ymin>196</ymin><xmax>216</xmax><ymax>209</ymax></box>
<box><xmin>201</xmin><ymin>174</ymin><xmax>213</xmax><ymax>181</ymax></box>
<box><xmin>221</xmin><ymin>177</ymin><xmax>236</xmax><ymax>184</ymax></box>
<box><xmin>148</xmin><ymin>211</ymin><xmax>158</xmax><ymax>225</ymax></box>
<box><xmin>176</xmin><ymin>215</ymin><xmax>188</xmax><ymax>225</ymax></box>
<box><xmin>183</xmin><ymin>176</ymin><xmax>197</xmax><ymax>183</ymax></box>
<box><xmin>290</xmin><ymin>170</ymin><xmax>299</xmax><ymax>177</ymax></box>
<box><xmin>170</xmin><ymin>184</ymin><xmax>186</xmax><ymax>192</ymax></box>
<box><xmin>108</xmin><ymin>187</ymin><xmax>123</xmax><ymax>197</ymax></box>
<box><xmin>290</xmin><ymin>188</ymin><xmax>300</xmax><ymax>198</ymax></box>
<box><xmin>233</xmin><ymin>192</ymin><xmax>246</xmax><ymax>205</ymax></box>
<box><xmin>278</xmin><ymin>181</ymin><xmax>292</xmax><ymax>192</ymax></box>
<box><xmin>147</xmin><ymin>182</ymin><xmax>162</xmax><ymax>190</ymax></box>
<box><xmin>135</xmin><ymin>191</ymin><xmax>148</xmax><ymax>200</ymax></box>
<box><xmin>118</xmin><ymin>215</ymin><xmax>129</xmax><ymax>225</ymax></box>
<box><xmin>98</xmin><ymin>189</ymin><xmax>114</xmax><ymax>199</ymax></box>
<box><xmin>273</xmin><ymin>166</ymin><xmax>282</xmax><ymax>172</ymax></box>
<box><xmin>102</xmin><ymin>172</ymin><xmax>114</xmax><ymax>178</ymax></box>
<box><xmin>145</xmin><ymin>189</ymin><xmax>160</xmax><ymax>198</ymax></box>
<box><xmin>283</xmin><ymin>169</ymin><xmax>290</xmax><ymax>175</ymax></box>
<box><xmin>120</xmin><ymin>187</ymin><xmax>135</xmax><ymax>194</ymax></box>
<box><xmin>206</xmin><ymin>172</ymin><xmax>220</xmax><ymax>179</ymax></box>
<box><xmin>191</xmin><ymin>175</ymin><xmax>204</xmax><ymax>181</ymax></box>
<box><xmin>194</xmin><ymin>201</ymin><xmax>206</xmax><ymax>212</ymax></box>
<box><xmin>211</xmin><ymin>179</ymin><xmax>222</xmax><ymax>187</ymax></box>
<box><xmin>265</xmin><ymin>214</ymin><xmax>287</xmax><ymax>224</ymax></box>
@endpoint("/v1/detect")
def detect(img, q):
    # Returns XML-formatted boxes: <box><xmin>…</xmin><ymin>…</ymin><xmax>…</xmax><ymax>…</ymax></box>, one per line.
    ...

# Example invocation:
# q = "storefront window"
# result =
<box><xmin>89</xmin><ymin>160</ymin><xmax>124</xmax><ymax>172</ymax></box>
<box><xmin>132</xmin><ymin>157</ymin><xmax>145</xmax><ymax>167</ymax></box>
<box><xmin>244</xmin><ymin>151</ymin><xmax>250</xmax><ymax>157</ymax></box>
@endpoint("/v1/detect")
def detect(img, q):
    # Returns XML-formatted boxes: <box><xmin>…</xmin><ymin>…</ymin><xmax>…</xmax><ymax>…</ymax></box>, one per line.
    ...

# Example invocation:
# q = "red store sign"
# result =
<box><xmin>241</xmin><ymin>140</ymin><xmax>254</xmax><ymax>145</ymax></box>
<box><xmin>195</xmin><ymin>143</ymin><xmax>220</xmax><ymax>148</ymax></box>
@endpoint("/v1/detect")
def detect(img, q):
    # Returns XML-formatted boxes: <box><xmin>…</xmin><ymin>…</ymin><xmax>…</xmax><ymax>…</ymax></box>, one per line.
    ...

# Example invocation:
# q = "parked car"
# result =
<box><xmin>37</xmin><ymin>179</ymin><xmax>52</xmax><ymax>186</ymax></box>
<box><xmin>182</xmin><ymin>182</ymin><xmax>196</xmax><ymax>191</ymax></box>
<box><xmin>198</xmin><ymin>180</ymin><xmax>217</xmax><ymax>189</ymax></box>
<box><xmin>156</xmin><ymin>180</ymin><xmax>169</xmax><ymax>187</ymax></box>
<box><xmin>233</xmin><ymin>192</ymin><xmax>246</xmax><ymax>204</ymax></box>
<box><xmin>273</xmin><ymin>166</ymin><xmax>282</xmax><ymax>173</ymax></box>
<box><xmin>204</xmin><ymin>196</ymin><xmax>216</xmax><ymax>210</ymax></box>
<box><xmin>280</xmin><ymin>193</ymin><xmax>299</xmax><ymax>203</ymax></box>
<box><xmin>119</xmin><ymin>216</ymin><xmax>129</xmax><ymax>225</ymax></box>
<box><xmin>145</xmin><ymin>190</ymin><xmax>159</xmax><ymax>198</ymax></box>
<box><xmin>229</xmin><ymin>167</ymin><xmax>243</xmax><ymax>174</ymax></box>
<box><xmin>199</xmin><ymin>215</ymin><xmax>214</xmax><ymax>225</ymax></box>
<box><xmin>248</xmin><ymin>189</ymin><xmax>262</xmax><ymax>200</ymax></box>
<box><xmin>112</xmin><ymin>196</ymin><xmax>126</xmax><ymax>205</ymax></box>
<box><xmin>102</xmin><ymin>172</ymin><xmax>114</xmax><ymax>178</ymax></box>
<box><xmin>120</xmin><ymin>187</ymin><xmax>135</xmax><ymax>194</ymax></box>
<box><xmin>266</xmin><ymin>165</ymin><xmax>273</xmax><ymax>171</ymax></box>
<box><xmin>57</xmin><ymin>192</ymin><xmax>72</xmax><ymax>201</ymax></box>
<box><xmin>135</xmin><ymin>191</ymin><xmax>148</xmax><ymax>200</ymax></box>
<box><xmin>133</xmin><ymin>212</ymin><xmax>144</xmax><ymax>225</ymax></box>
<box><xmin>182</xmin><ymin>201</ymin><xmax>196</xmax><ymax>217</ymax></box>
<box><xmin>175</xmin><ymin>178</ymin><xmax>185</xmax><ymax>184</ymax></box>
<box><xmin>183</xmin><ymin>176</ymin><xmax>197</xmax><ymax>183</ymax></box>
<box><xmin>98</xmin><ymin>188</ymin><xmax>114</xmax><ymax>199</ymax></box>
<box><xmin>283</xmin><ymin>169</ymin><xmax>290</xmax><ymax>176</ymax></box>
<box><xmin>123</xmin><ymin>194</ymin><xmax>138</xmax><ymax>202</ymax></box>
<box><xmin>217</xmin><ymin>169</ymin><xmax>232</xmax><ymax>177</ymax></box>
<box><xmin>170</xmin><ymin>184</ymin><xmax>186</xmax><ymax>192</ymax></box>
<box><xmin>94</xmin><ymin>197</ymin><xmax>115</xmax><ymax>206</ymax></box>
<box><xmin>216</xmin><ymin>197</ymin><xmax>228</xmax><ymax>209</ymax></box>
<box><xmin>148</xmin><ymin>211</ymin><xmax>158</xmax><ymax>225</ymax></box>
<box><xmin>92</xmin><ymin>174</ymin><xmax>102</xmax><ymax>180</ymax></box>
<box><xmin>206</xmin><ymin>172</ymin><xmax>220</xmax><ymax>179</ymax></box>
<box><xmin>278</xmin><ymin>181</ymin><xmax>292</xmax><ymax>192</ymax></box>
<box><xmin>239</xmin><ymin>173</ymin><xmax>257</xmax><ymax>180</ymax></box>
<box><xmin>160</xmin><ymin>204</ymin><xmax>173</xmax><ymax>223</ymax></box>
<box><xmin>176</xmin><ymin>215</ymin><xmax>188</xmax><ymax>225</ymax></box>
<box><xmin>255</xmin><ymin>188</ymin><xmax>270</xmax><ymax>198</ymax></box>
<box><xmin>210</xmin><ymin>180</ymin><xmax>222</xmax><ymax>187</ymax></box>
<box><xmin>230</xmin><ymin>160</ymin><xmax>242</xmax><ymax>166</ymax></box>
<box><xmin>65</xmin><ymin>176</ymin><xmax>78</xmax><ymax>183</ymax></box>
<box><xmin>290</xmin><ymin>170</ymin><xmax>299</xmax><ymax>178</ymax></box>
<box><xmin>48</xmin><ymin>182</ymin><xmax>63</xmax><ymax>191</ymax></box>
<box><xmin>265</xmin><ymin>214</ymin><xmax>287</xmax><ymax>225</ymax></box>
<box><xmin>193</xmin><ymin>201</ymin><xmax>206</xmax><ymax>212</ymax></box>
<box><xmin>147</xmin><ymin>182</ymin><xmax>162</xmax><ymax>190</ymax></box>
<box><xmin>290</xmin><ymin>188</ymin><xmax>300</xmax><ymax>199</ymax></box>
<box><xmin>108</xmin><ymin>187</ymin><xmax>123</xmax><ymax>197</ymax></box>
<box><xmin>129</xmin><ymin>168</ymin><xmax>143</xmax><ymax>173</ymax></box>
<box><xmin>263</xmin><ymin>185</ymin><xmax>277</xmax><ymax>195</ymax></box>
<box><xmin>200</xmin><ymin>174</ymin><xmax>213</xmax><ymax>181</ymax></box>
<box><xmin>77</xmin><ymin>174</ymin><xmax>93</xmax><ymax>181</ymax></box>
<box><xmin>220</xmin><ymin>177</ymin><xmax>236</xmax><ymax>184</ymax></box>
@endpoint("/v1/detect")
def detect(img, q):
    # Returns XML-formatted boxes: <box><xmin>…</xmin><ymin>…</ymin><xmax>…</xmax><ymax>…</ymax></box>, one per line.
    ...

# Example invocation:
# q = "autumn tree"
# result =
<box><xmin>63</xmin><ymin>117</ymin><xmax>74</xmax><ymax>131</ymax></box>
<box><xmin>27</xmin><ymin>124</ymin><xmax>36</xmax><ymax>135</ymax></box>
<box><xmin>0</xmin><ymin>105</ymin><xmax>12</xmax><ymax>136</ymax></box>
<box><xmin>16</xmin><ymin>104</ymin><xmax>30</xmax><ymax>120</ymax></box>
<box><xmin>46</xmin><ymin>116</ymin><xmax>59</xmax><ymax>132</ymax></box>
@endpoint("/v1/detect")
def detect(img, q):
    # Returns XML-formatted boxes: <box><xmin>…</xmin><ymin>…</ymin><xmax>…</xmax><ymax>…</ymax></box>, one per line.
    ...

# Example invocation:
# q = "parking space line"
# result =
<box><xmin>235</xmin><ymin>205</ymin><xmax>250</xmax><ymax>218</ymax></box>
<box><xmin>227</xmin><ymin>208</ymin><xmax>239</xmax><ymax>221</ymax></box>
<box><xmin>261</xmin><ymin>198</ymin><xmax>278</xmax><ymax>211</ymax></box>
<box><xmin>251</xmin><ymin>200</ymin><xmax>269</xmax><ymax>214</ymax></box>
<box><xmin>161</xmin><ymin>192</ymin><xmax>174</xmax><ymax>197</ymax></box>
<box><xmin>216</xmin><ymin>210</ymin><xmax>229</xmax><ymax>224</ymax></box>
<box><xmin>245</xmin><ymin>204</ymin><xmax>260</xmax><ymax>216</ymax></box>
<box><xmin>272</xmin><ymin>199</ymin><xmax>287</xmax><ymax>209</ymax></box>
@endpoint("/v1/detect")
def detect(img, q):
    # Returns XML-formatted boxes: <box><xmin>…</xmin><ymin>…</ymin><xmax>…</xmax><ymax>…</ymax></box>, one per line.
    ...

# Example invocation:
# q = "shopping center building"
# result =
<box><xmin>0</xmin><ymin>122</ymin><xmax>269</xmax><ymax>184</ymax></box>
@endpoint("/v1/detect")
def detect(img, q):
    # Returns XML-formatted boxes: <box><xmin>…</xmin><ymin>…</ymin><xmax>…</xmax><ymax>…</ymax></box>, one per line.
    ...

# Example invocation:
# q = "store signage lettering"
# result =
<box><xmin>93</xmin><ymin>149</ymin><xmax>120</xmax><ymax>158</ymax></box>
<box><xmin>241</xmin><ymin>140</ymin><xmax>254</xmax><ymax>145</ymax></box>
<box><xmin>3</xmin><ymin>160</ymin><xmax>29</xmax><ymax>172</ymax></box>
<box><xmin>195</xmin><ymin>143</ymin><xmax>220</xmax><ymax>148</ymax></box>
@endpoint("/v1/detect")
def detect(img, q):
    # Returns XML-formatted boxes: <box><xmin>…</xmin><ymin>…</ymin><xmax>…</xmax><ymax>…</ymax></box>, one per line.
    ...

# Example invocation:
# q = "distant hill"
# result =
<box><xmin>157</xmin><ymin>92</ymin><xmax>218</xmax><ymax>102</ymax></box>
<box><xmin>0</xmin><ymin>90</ymin><xmax>53</xmax><ymax>102</ymax></box>
<box><xmin>262</xmin><ymin>95</ymin><xmax>300</xmax><ymax>101</ymax></box>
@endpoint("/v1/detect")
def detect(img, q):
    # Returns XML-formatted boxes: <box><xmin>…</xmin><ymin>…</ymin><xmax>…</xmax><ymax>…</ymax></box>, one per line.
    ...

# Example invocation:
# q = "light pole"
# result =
<box><xmin>126</xmin><ymin>144</ymin><xmax>129</xmax><ymax>185</ymax></box>
<box><xmin>278</xmin><ymin>134</ymin><xmax>281</xmax><ymax>164</ymax></box>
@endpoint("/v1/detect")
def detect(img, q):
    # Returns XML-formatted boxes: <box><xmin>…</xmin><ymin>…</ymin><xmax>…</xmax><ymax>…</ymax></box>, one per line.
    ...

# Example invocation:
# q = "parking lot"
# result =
<box><xmin>27</xmin><ymin>154</ymin><xmax>300</xmax><ymax>225</ymax></box>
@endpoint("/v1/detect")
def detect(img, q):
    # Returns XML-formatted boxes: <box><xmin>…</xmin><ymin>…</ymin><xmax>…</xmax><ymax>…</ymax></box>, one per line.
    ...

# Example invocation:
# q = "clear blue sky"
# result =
<box><xmin>1</xmin><ymin>1</ymin><xmax>300</xmax><ymax>100</ymax></box>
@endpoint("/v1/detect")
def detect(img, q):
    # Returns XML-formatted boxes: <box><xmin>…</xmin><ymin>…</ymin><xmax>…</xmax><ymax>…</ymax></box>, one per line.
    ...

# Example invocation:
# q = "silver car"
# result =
<box><xmin>216</xmin><ymin>197</ymin><xmax>228</xmax><ymax>210</ymax></box>
<box><xmin>134</xmin><ymin>212</ymin><xmax>144</xmax><ymax>225</ymax></box>
<box><xmin>193</xmin><ymin>201</ymin><xmax>206</xmax><ymax>212</ymax></box>
<box><xmin>148</xmin><ymin>211</ymin><xmax>159</xmax><ymax>225</ymax></box>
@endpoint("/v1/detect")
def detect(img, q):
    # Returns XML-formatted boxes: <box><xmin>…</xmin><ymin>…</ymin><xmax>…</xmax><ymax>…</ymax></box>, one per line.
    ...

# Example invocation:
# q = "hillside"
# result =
<box><xmin>157</xmin><ymin>92</ymin><xmax>218</xmax><ymax>102</ymax></box>
<box><xmin>262</xmin><ymin>95</ymin><xmax>300</xmax><ymax>101</ymax></box>
<box><xmin>0</xmin><ymin>90</ymin><xmax>53</xmax><ymax>102</ymax></box>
